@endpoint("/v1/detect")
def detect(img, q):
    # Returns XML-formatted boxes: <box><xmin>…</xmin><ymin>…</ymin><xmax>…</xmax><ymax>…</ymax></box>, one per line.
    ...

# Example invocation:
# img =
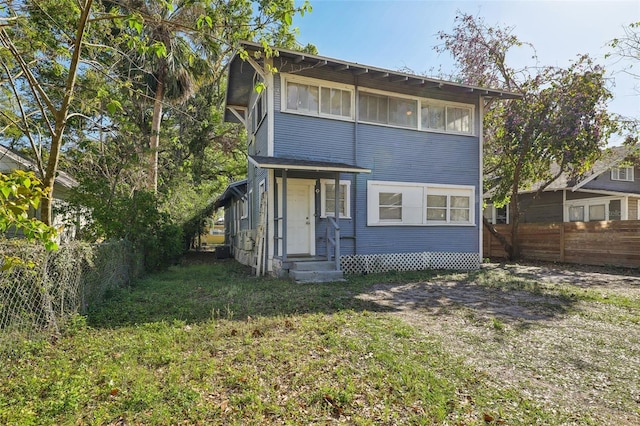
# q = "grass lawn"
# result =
<box><xmin>1</xmin><ymin>259</ymin><xmax>637</xmax><ymax>425</ymax></box>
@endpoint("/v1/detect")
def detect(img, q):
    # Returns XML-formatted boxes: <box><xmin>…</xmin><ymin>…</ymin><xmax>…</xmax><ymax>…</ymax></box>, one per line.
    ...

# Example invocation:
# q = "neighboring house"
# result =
<box><xmin>0</xmin><ymin>144</ymin><xmax>79</xmax><ymax>241</ymax></box>
<box><xmin>217</xmin><ymin>41</ymin><xmax>520</xmax><ymax>280</ymax></box>
<box><xmin>213</xmin><ymin>179</ymin><xmax>247</xmax><ymax>250</ymax></box>
<box><xmin>484</xmin><ymin>146</ymin><xmax>640</xmax><ymax>225</ymax></box>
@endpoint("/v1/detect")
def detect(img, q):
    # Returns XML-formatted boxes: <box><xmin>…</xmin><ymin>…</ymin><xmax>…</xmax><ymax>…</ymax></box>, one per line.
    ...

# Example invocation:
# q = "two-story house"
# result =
<box><xmin>484</xmin><ymin>146</ymin><xmax>640</xmax><ymax>225</ymax></box>
<box><xmin>218</xmin><ymin>41</ymin><xmax>520</xmax><ymax>281</ymax></box>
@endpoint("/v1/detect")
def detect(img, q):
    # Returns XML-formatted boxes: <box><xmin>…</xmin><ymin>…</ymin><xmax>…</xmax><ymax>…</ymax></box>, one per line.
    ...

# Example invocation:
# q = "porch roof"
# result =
<box><xmin>248</xmin><ymin>155</ymin><xmax>371</xmax><ymax>174</ymax></box>
<box><xmin>213</xmin><ymin>179</ymin><xmax>248</xmax><ymax>209</ymax></box>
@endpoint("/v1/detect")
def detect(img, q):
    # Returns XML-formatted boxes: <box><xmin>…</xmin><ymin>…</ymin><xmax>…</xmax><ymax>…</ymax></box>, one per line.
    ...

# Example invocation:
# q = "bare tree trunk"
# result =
<box><xmin>148</xmin><ymin>70</ymin><xmax>165</xmax><ymax>193</ymax></box>
<box><xmin>482</xmin><ymin>216</ymin><xmax>513</xmax><ymax>259</ymax></box>
<box><xmin>41</xmin><ymin>0</ymin><xmax>94</xmax><ymax>225</ymax></box>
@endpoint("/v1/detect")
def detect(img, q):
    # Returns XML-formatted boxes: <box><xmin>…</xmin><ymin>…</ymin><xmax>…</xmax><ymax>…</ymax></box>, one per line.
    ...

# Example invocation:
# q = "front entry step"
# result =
<box><xmin>289</xmin><ymin>260</ymin><xmax>344</xmax><ymax>283</ymax></box>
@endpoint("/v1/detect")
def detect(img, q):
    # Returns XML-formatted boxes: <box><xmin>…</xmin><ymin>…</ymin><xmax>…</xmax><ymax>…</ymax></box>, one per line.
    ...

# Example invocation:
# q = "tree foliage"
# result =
<box><xmin>0</xmin><ymin>170</ymin><xmax>57</xmax><ymax>269</ymax></box>
<box><xmin>437</xmin><ymin>13</ymin><xmax>616</xmax><ymax>258</ymax></box>
<box><xmin>1</xmin><ymin>0</ymin><xmax>311</xmax><ymax>267</ymax></box>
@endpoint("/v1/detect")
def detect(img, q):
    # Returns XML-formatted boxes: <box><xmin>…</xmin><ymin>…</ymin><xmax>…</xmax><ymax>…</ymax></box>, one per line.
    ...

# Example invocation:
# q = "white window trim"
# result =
<box><xmin>357</xmin><ymin>87</ymin><xmax>475</xmax><ymax>136</ymax></box>
<box><xmin>240</xmin><ymin>195</ymin><xmax>248</xmax><ymax>219</ymax></box>
<box><xmin>564</xmin><ymin>196</ymin><xmax>626</xmax><ymax>222</ymax></box>
<box><xmin>280</xmin><ymin>73</ymin><xmax>476</xmax><ymax>135</ymax></box>
<box><xmin>281</xmin><ymin>74</ymin><xmax>355</xmax><ymax>121</ymax></box>
<box><xmin>611</xmin><ymin>167</ymin><xmax>634</xmax><ymax>182</ymax></box>
<box><xmin>483</xmin><ymin>203</ymin><xmax>509</xmax><ymax>224</ymax></box>
<box><xmin>320</xmin><ymin>179</ymin><xmax>351</xmax><ymax>219</ymax></box>
<box><xmin>367</xmin><ymin>180</ymin><xmax>475</xmax><ymax>226</ymax></box>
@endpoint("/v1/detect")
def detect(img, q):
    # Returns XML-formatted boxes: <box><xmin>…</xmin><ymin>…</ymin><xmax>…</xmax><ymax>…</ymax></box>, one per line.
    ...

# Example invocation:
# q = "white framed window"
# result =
<box><xmin>282</xmin><ymin>74</ymin><xmax>474</xmax><ymax>135</ymax></box>
<box><xmin>367</xmin><ymin>180</ymin><xmax>475</xmax><ymax>226</ymax></box>
<box><xmin>359</xmin><ymin>92</ymin><xmax>418</xmax><ymax>128</ymax></box>
<box><xmin>426</xmin><ymin>187</ymin><xmax>472</xmax><ymax>224</ymax></box>
<box><xmin>565</xmin><ymin>197</ymin><xmax>625</xmax><ymax>222</ymax></box>
<box><xmin>282</xmin><ymin>74</ymin><xmax>353</xmax><ymax>119</ymax></box>
<box><xmin>240</xmin><ymin>196</ymin><xmax>248</xmax><ymax>219</ymax></box>
<box><xmin>611</xmin><ymin>167</ymin><xmax>634</xmax><ymax>182</ymax></box>
<box><xmin>251</xmin><ymin>91</ymin><xmax>266</xmax><ymax>134</ymax></box>
<box><xmin>358</xmin><ymin>89</ymin><xmax>473</xmax><ymax>135</ymax></box>
<box><xmin>320</xmin><ymin>179</ymin><xmax>351</xmax><ymax>219</ymax></box>
<box><xmin>483</xmin><ymin>203</ymin><xmax>509</xmax><ymax>224</ymax></box>
<box><xmin>421</xmin><ymin>102</ymin><xmax>472</xmax><ymax>134</ymax></box>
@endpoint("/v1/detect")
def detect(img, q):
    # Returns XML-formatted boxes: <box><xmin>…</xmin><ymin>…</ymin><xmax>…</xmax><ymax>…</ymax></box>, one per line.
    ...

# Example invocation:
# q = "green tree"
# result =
<box><xmin>0</xmin><ymin>0</ymin><xmax>115</xmax><ymax>225</ymax></box>
<box><xmin>0</xmin><ymin>170</ymin><xmax>57</xmax><ymax>269</ymax></box>
<box><xmin>437</xmin><ymin>13</ymin><xmax>616</xmax><ymax>259</ymax></box>
<box><xmin>109</xmin><ymin>0</ymin><xmax>311</xmax><ymax>192</ymax></box>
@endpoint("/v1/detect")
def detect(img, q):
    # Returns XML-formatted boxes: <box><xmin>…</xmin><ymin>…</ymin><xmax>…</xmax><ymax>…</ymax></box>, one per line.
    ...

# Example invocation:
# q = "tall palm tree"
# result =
<box><xmin>114</xmin><ymin>0</ymin><xmax>305</xmax><ymax>192</ymax></box>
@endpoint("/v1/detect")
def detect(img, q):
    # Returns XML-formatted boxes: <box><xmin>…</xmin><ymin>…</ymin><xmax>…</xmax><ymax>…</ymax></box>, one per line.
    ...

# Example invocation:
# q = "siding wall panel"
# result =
<box><xmin>582</xmin><ymin>166</ymin><xmax>640</xmax><ymax>193</ymax></box>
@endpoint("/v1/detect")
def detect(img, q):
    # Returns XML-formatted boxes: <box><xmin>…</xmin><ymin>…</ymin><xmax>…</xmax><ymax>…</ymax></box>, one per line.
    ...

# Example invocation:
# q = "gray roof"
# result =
<box><xmin>527</xmin><ymin>146</ymin><xmax>637</xmax><ymax>193</ymax></box>
<box><xmin>249</xmin><ymin>155</ymin><xmax>371</xmax><ymax>173</ymax></box>
<box><xmin>225</xmin><ymin>41</ymin><xmax>522</xmax><ymax>123</ymax></box>
<box><xmin>213</xmin><ymin>179</ymin><xmax>248</xmax><ymax>209</ymax></box>
<box><xmin>0</xmin><ymin>145</ymin><xmax>78</xmax><ymax>189</ymax></box>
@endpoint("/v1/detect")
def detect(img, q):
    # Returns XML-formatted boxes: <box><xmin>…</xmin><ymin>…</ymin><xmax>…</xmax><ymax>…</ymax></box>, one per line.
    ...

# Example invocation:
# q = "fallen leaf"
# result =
<box><xmin>483</xmin><ymin>412</ymin><xmax>494</xmax><ymax>422</ymax></box>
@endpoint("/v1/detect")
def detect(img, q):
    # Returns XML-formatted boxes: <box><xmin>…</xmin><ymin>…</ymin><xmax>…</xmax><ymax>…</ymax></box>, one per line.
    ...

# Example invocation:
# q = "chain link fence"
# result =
<box><xmin>0</xmin><ymin>239</ymin><xmax>143</xmax><ymax>340</ymax></box>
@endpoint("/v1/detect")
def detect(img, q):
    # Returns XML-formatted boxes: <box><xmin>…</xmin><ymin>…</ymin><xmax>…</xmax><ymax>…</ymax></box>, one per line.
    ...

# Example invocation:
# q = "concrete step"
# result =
<box><xmin>291</xmin><ymin>260</ymin><xmax>337</xmax><ymax>271</ymax></box>
<box><xmin>289</xmin><ymin>269</ymin><xmax>345</xmax><ymax>283</ymax></box>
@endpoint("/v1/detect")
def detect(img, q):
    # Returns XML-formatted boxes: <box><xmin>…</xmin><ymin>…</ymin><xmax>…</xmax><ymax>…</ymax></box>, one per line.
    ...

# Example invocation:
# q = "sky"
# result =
<box><xmin>292</xmin><ymin>0</ymin><xmax>640</xmax><ymax>143</ymax></box>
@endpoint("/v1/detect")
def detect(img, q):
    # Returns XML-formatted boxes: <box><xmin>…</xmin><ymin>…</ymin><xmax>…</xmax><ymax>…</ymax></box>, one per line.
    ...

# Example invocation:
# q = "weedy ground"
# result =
<box><xmin>1</xmin><ymin>257</ymin><xmax>639</xmax><ymax>425</ymax></box>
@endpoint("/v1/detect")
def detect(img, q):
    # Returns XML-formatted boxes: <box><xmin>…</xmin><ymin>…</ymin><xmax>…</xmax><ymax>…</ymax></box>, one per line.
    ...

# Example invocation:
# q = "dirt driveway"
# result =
<box><xmin>357</xmin><ymin>262</ymin><xmax>640</xmax><ymax>425</ymax></box>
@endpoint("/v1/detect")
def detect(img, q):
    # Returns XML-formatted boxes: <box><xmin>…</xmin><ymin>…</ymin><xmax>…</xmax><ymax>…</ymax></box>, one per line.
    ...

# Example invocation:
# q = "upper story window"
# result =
<box><xmin>251</xmin><ymin>91</ymin><xmax>267</xmax><ymax>134</ymax></box>
<box><xmin>358</xmin><ymin>89</ymin><xmax>473</xmax><ymax>135</ymax></box>
<box><xmin>283</xmin><ymin>75</ymin><xmax>353</xmax><ymax>119</ymax></box>
<box><xmin>281</xmin><ymin>74</ymin><xmax>474</xmax><ymax>135</ymax></box>
<box><xmin>421</xmin><ymin>103</ymin><xmax>471</xmax><ymax>133</ymax></box>
<box><xmin>359</xmin><ymin>93</ymin><xmax>418</xmax><ymax>128</ymax></box>
<box><xmin>611</xmin><ymin>167</ymin><xmax>634</xmax><ymax>182</ymax></box>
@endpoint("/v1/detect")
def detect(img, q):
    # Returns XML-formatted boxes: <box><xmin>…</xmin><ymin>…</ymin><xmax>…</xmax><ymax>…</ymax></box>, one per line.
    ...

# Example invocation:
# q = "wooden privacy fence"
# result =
<box><xmin>483</xmin><ymin>220</ymin><xmax>640</xmax><ymax>268</ymax></box>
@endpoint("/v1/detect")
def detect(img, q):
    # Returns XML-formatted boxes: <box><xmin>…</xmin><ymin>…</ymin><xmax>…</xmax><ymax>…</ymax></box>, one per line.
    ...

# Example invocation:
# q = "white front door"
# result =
<box><xmin>279</xmin><ymin>179</ymin><xmax>315</xmax><ymax>256</ymax></box>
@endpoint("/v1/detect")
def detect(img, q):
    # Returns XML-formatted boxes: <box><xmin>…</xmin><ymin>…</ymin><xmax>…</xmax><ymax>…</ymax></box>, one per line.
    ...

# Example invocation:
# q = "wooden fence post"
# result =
<box><xmin>559</xmin><ymin>223</ymin><xmax>565</xmax><ymax>263</ymax></box>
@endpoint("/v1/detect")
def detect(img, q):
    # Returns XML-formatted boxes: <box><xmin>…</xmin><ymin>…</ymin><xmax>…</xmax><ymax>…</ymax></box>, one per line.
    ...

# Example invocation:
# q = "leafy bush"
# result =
<box><xmin>70</xmin><ymin>188</ymin><xmax>183</xmax><ymax>271</ymax></box>
<box><xmin>0</xmin><ymin>171</ymin><xmax>58</xmax><ymax>269</ymax></box>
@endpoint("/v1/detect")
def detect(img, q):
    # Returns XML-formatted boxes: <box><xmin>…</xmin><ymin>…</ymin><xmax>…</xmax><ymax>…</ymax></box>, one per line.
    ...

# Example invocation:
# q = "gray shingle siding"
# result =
<box><xmin>518</xmin><ymin>192</ymin><xmax>564</xmax><ymax>223</ymax></box>
<box><xmin>581</xmin><ymin>166</ymin><xmax>640</xmax><ymax>194</ymax></box>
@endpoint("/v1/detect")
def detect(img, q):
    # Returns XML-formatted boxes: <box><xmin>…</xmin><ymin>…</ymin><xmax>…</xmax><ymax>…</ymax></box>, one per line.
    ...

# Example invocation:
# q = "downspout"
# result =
<box><xmin>354</xmin><ymin>77</ymin><xmax>359</xmax><ymax>255</ymax></box>
<box><xmin>282</xmin><ymin>169</ymin><xmax>288</xmax><ymax>263</ymax></box>
<box><xmin>478</xmin><ymin>97</ymin><xmax>484</xmax><ymax>264</ymax></box>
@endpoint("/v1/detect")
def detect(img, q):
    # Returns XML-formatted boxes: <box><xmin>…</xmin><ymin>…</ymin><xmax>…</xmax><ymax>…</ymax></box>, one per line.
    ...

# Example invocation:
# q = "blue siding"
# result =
<box><xmin>352</xmin><ymin>123</ymin><xmax>480</xmax><ymax>255</ymax></box>
<box><xmin>270</xmin><ymin>73</ymin><xmax>482</xmax><ymax>257</ymax></box>
<box><xmin>274</xmin><ymin>113</ymin><xmax>355</xmax><ymax>162</ymax></box>
<box><xmin>252</xmin><ymin>119</ymin><xmax>269</xmax><ymax>157</ymax></box>
<box><xmin>582</xmin><ymin>166</ymin><xmax>640</xmax><ymax>194</ymax></box>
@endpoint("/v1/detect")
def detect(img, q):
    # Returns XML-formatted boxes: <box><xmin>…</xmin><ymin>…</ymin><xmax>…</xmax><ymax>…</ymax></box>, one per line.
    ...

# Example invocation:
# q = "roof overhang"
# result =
<box><xmin>0</xmin><ymin>144</ymin><xmax>78</xmax><ymax>189</ymax></box>
<box><xmin>213</xmin><ymin>179</ymin><xmax>248</xmax><ymax>209</ymax></box>
<box><xmin>249</xmin><ymin>155</ymin><xmax>371</xmax><ymax>174</ymax></box>
<box><xmin>224</xmin><ymin>41</ymin><xmax>523</xmax><ymax>123</ymax></box>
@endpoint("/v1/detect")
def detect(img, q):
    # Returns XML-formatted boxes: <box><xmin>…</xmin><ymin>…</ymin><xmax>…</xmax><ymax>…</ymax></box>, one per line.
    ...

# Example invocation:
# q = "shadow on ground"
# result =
<box><xmin>87</xmin><ymin>253</ymin><xmax>599</xmax><ymax>329</ymax></box>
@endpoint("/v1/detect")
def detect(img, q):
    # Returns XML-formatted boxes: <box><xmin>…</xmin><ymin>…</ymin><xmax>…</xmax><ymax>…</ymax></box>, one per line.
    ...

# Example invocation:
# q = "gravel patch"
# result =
<box><xmin>357</xmin><ymin>262</ymin><xmax>640</xmax><ymax>425</ymax></box>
